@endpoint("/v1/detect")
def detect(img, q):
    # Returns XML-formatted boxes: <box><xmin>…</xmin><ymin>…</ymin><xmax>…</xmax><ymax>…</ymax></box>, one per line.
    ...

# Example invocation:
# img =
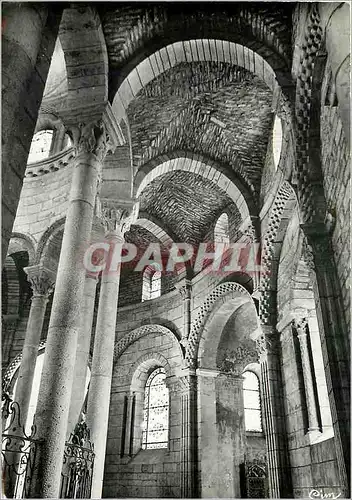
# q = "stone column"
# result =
<box><xmin>254</xmin><ymin>326</ymin><xmax>292</xmax><ymax>498</ymax></box>
<box><xmin>66</xmin><ymin>273</ymin><xmax>98</xmax><ymax>437</ymax></box>
<box><xmin>176</xmin><ymin>279</ymin><xmax>192</xmax><ymax>347</ymax></box>
<box><xmin>123</xmin><ymin>392</ymin><xmax>135</xmax><ymax>457</ymax></box>
<box><xmin>178</xmin><ymin>368</ymin><xmax>198</xmax><ymax>498</ymax></box>
<box><xmin>292</xmin><ymin>318</ymin><xmax>320</xmax><ymax>434</ymax></box>
<box><xmin>30</xmin><ymin>106</ymin><xmax>123</xmax><ymax>498</ymax></box>
<box><xmin>2</xmin><ymin>4</ymin><xmax>61</xmax><ymax>263</ymax></box>
<box><xmin>13</xmin><ymin>265</ymin><xmax>55</xmax><ymax>430</ymax></box>
<box><xmin>302</xmin><ymin>227</ymin><xmax>350</xmax><ymax>494</ymax></box>
<box><xmin>87</xmin><ymin>203</ymin><xmax>137</xmax><ymax>499</ymax></box>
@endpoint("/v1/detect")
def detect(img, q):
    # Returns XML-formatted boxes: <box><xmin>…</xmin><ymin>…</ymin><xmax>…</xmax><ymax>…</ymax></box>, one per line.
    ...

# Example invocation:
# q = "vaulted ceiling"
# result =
<box><xmin>37</xmin><ymin>2</ymin><xmax>295</xmax><ymax>267</ymax></box>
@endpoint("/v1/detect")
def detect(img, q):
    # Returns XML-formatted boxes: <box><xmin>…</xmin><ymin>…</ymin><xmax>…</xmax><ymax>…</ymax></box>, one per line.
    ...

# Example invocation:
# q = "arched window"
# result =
<box><xmin>27</xmin><ymin>130</ymin><xmax>54</xmax><ymax>163</ymax></box>
<box><xmin>243</xmin><ymin>371</ymin><xmax>262</xmax><ymax>432</ymax></box>
<box><xmin>214</xmin><ymin>213</ymin><xmax>229</xmax><ymax>244</ymax></box>
<box><xmin>142</xmin><ymin>367</ymin><xmax>169</xmax><ymax>449</ymax></box>
<box><xmin>272</xmin><ymin>115</ymin><xmax>282</xmax><ymax>170</ymax></box>
<box><xmin>142</xmin><ymin>265</ymin><xmax>161</xmax><ymax>302</ymax></box>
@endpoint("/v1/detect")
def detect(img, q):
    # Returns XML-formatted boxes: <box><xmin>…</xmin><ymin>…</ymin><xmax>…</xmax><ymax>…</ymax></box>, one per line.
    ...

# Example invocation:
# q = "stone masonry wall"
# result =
<box><xmin>320</xmin><ymin>62</ymin><xmax>350</xmax><ymax>330</ymax></box>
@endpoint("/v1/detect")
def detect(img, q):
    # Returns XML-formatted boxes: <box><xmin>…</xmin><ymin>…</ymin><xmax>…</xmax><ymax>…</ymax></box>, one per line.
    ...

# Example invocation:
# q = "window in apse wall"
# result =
<box><xmin>243</xmin><ymin>371</ymin><xmax>262</xmax><ymax>432</ymax></box>
<box><xmin>142</xmin><ymin>367</ymin><xmax>169</xmax><ymax>449</ymax></box>
<box><xmin>142</xmin><ymin>265</ymin><xmax>161</xmax><ymax>302</ymax></box>
<box><xmin>272</xmin><ymin>115</ymin><xmax>282</xmax><ymax>170</ymax></box>
<box><xmin>27</xmin><ymin>130</ymin><xmax>54</xmax><ymax>163</ymax></box>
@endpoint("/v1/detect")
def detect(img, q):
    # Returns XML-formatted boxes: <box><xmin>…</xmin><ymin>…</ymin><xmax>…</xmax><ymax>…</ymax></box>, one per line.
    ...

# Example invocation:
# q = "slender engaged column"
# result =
<box><xmin>87</xmin><ymin>204</ymin><xmax>137</xmax><ymax>498</ymax></box>
<box><xmin>293</xmin><ymin>318</ymin><xmax>320</xmax><ymax>434</ymax></box>
<box><xmin>30</xmin><ymin>107</ymin><xmax>122</xmax><ymax>498</ymax></box>
<box><xmin>66</xmin><ymin>273</ymin><xmax>98</xmax><ymax>437</ymax></box>
<box><xmin>254</xmin><ymin>327</ymin><xmax>292</xmax><ymax>498</ymax></box>
<box><xmin>14</xmin><ymin>266</ymin><xmax>55</xmax><ymax>430</ymax></box>
<box><xmin>176</xmin><ymin>280</ymin><xmax>192</xmax><ymax>347</ymax></box>
<box><xmin>178</xmin><ymin>369</ymin><xmax>198</xmax><ymax>498</ymax></box>
<box><xmin>123</xmin><ymin>392</ymin><xmax>135</xmax><ymax>457</ymax></box>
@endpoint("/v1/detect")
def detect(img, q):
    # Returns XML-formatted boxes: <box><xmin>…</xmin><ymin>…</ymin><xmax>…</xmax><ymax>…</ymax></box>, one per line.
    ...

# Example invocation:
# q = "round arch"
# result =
<box><xmin>114</xmin><ymin>324</ymin><xmax>183</xmax><ymax>362</ymax></box>
<box><xmin>186</xmin><ymin>281</ymin><xmax>259</xmax><ymax>365</ymax></box>
<box><xmin>111</xmin><ymin>35</ymin><xmax>291</xmax><ymax>115</ymax></box>
<box><xmin>135</xmin><ymin>154</ymin><xmax>252</xmax><ymax>225</ymax></box>
<box><xmin>7</xmin><ymin>233</ymin><xmax>36</xmax><ymax>266</ymax></box>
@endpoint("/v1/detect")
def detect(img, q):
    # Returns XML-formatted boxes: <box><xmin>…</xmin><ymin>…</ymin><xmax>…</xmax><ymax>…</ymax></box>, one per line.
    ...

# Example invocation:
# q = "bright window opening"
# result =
<box><xmin>142</xmin><ymin>367</ymin><xmax>169</xmax><ymax>449</ymax></box>
<box><xmin>142</xmin><ymin>265</ymin><xmax>161</xmax><ymax>302</ymax></box>
<box><xmin>272</xmin><ymin>115</ymin><xmax>282</xmax><ymax>170</ymax></box>
<box><xmin>27</xmin><ymin>130</ymin><xmax>53</xmax><ymax>164</ymax></box>
<box><xmin>214</xmin><ymin>213</ymin><xmax>230</xmax><ymax>244</ymax></box>
<box><xmin>243</xmin><ymin>371</ymin><xmax>262</xmax><ymax>432</ymax></box>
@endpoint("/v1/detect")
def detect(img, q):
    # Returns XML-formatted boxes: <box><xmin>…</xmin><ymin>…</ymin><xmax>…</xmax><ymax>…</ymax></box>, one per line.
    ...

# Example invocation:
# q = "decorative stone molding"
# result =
<box><xmin>186</xmin><ymin>281</ymin><xmax>252</xmax><ymax>365</ymax></box>
<box><xmin>114</xmin><ymin>324</ymin><xmax>181</xmax><ymax>362</ymax></box>
<box><xmin>259</xmin><ymin>181</ymin><xmax>294</xmax><ymax>324</ymax></box>
<box><xmin>24</xmin><ymin>265</ymin><xmax>56</xmax><ymax>297</ymax></box>
<box><xmin>25</xmin><ymin>146</ymin><xmax>75</xmax><ymax>178</ymax></box>
<box><xmin>255</xmin><ymin>329</ymin><xmax>280</xmax><ymax>362</ymax></box>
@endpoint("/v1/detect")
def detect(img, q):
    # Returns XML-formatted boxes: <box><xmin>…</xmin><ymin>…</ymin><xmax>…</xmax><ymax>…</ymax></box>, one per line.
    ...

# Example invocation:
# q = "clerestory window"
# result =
<box><xmin>142</xmin><ymin>265</ymin><xmax>161</xmax><ymax>302</ymax></box>
<box><xmin>27</xmin><ymin>130</ymin><xmax>54</xmax><ymax>163</ymax></box>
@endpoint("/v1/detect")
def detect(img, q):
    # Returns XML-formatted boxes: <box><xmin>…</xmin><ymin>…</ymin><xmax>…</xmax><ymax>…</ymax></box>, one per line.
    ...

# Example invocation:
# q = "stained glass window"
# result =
<box><xmin>142</xmin><ymin>367</ymin><xmax>169</xmax><ymax>449</ymax></box>
<box><xmin>142</xmin><ymin>265</ymin><xmax>161</xmax><ymax>302</ymax></box>
<box><xmin>27</xmin><ymin>130</ymin><xmax>53</xmax><ymax>163</ymax></box>
<box><xmin>243</xmin><ymin>371</ymin><xmax>262</xmax><ymax>432</ymax></box>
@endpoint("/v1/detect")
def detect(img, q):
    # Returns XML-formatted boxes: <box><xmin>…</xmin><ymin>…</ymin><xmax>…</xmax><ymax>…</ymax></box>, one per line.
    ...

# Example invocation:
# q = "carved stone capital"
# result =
<box><xmin>101</xmin><ymin>200</ymin><xmax>139</xmax><ymax>237</ymax></box>
<box><xmin>255</xmin><ymin>328</ymin><xmax>280</xmax><ymax>361</ymax></box>
<box><xmin>292</xmin><ymin>317</ymin><xmax>308</xmax><ymax>338</ymax></box>
<box><xmin>61</xmin><ymin>102</ymin><xmax>125</xmax><ymax>162</ymax></box>
<box><xmin>176</xmin><ymin>279</ymin><xmax>192</xmax><ymax>300</ymax></box>
<box><xmin>24</xmin><ymin>265</ymin><xmax>56</xmax><ymax>298</ymax></box>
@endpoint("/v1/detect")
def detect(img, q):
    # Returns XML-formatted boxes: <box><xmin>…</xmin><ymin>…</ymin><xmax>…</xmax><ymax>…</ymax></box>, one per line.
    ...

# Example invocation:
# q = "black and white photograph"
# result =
<box><xmin>1</xmin><ymin>1</ymin><xmax>350</xmax><ymax>499</ymax></box>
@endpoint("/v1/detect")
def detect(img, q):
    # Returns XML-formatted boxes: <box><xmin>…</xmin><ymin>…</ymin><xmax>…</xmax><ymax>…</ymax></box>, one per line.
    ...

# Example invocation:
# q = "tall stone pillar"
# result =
<box><xmin>2</xmin><ymin>4</ymin><xmax>61</xmax><ymax>263</ymax></box>
<box><xmin>254</xmin><ymin>326</ymin><xmax>292</xmax><ymax>498</ymax></box>
<box><xmin>66</xmin><ymin>273</ymin><xmax>98</xmax><ymax>437</ymax></box>
<box><xmin>14</xmin><ymin>265</ymin><xmax>55</xmax><ymax>430</ymax></box>
<box><xmin>292</xmin><ymin>318</ymin><xmax>320</xmax><ymax>434</ymax></box>
<box><xmin>302</xmin><ymin>227</ymin><xmax>350</xmax><ymax>495</ymax></box>
<box><xmin>178</xmin><ymin>369</ymin><xmax>198</xmax><ymax>498</ymax></box>
<box><xmin>30</xmin><ymin>105</ymin><xmax>123</xmax><ymax>498</ymax></box>
<box><xmin>87</xmin><ymin>203</ymin><xmax>137</xmax><ymax>499</ymax></box>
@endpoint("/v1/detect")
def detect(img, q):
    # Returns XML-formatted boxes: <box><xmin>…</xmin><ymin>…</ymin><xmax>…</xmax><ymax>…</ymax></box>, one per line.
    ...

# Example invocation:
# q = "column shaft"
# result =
<box><xmin>257</xmin><ymin>327</ymin><xmax>292</xmax><ymax>498</ymax></box>
<box><xmin>31</xmin><ymin>151</ymin><xmax>102</xmax><ymax>498</ymax></box>
<box><xmin>14</xmin><ymin>296</ymin><xmax>48</xmax><ymax>428</ymax></box>
<box><xmin>179</xmin><ymin>373</ymin><xmax>198</xmax><ymax>498</ymax></box>
<box><xmin>296</xmin><ymin>327</ymin><xmax>320</xmax><ymax>432</ymax></box>
<box><xmin>87</xmin><ymin>231</ymin><xmax>122</xmax><ymax>499</ymax></box>
<box><xmin>66</xmin><ymin>274</ymin><xmax>98</xmax><ymax>437</ymax></box>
